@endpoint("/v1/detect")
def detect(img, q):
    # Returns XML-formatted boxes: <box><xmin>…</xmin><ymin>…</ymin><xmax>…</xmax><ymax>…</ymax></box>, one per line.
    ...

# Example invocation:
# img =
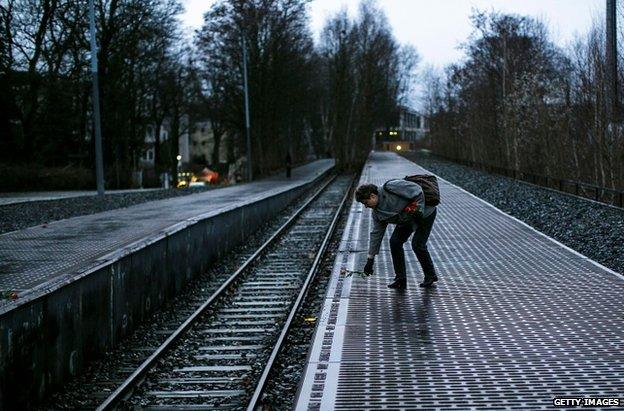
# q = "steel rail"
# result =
<box><xmin>246</xmin><ymin>175</ymin><xmax>355</xmax><ymax>410</ymax></box>
<box><xmin>96</xmin><ymin>175</ymin><xmax>337</xmax><ymax>411</ymax></box>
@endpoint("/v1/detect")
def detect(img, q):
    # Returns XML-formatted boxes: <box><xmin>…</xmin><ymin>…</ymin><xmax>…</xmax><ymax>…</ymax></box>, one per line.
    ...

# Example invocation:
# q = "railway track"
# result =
<box><xmin>86</xmin><ymin>174</ymin><xmax>353</xmax><ymax>410</ymax></box>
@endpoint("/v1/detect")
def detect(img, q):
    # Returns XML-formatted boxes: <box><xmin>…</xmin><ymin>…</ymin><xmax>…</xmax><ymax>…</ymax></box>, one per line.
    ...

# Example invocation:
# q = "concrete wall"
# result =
<box><xmin>0</xmin><ymin>169</ymin><xmax>331</xmax><ymax>409</ymax></box>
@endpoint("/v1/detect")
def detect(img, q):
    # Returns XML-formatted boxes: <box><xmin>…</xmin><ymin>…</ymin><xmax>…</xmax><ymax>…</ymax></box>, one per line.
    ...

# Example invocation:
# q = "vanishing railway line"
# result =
<box><xmin>81</xmin><ymin>174</ymin><xmax>353</xmax><ymax>410</ymax></box>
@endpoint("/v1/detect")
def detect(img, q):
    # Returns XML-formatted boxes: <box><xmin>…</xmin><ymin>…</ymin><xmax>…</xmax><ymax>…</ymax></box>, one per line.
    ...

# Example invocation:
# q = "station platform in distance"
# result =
<box><xmin>296</xmin><ymin>152</ymin><xmax>624</xmax><ymax>410</ymax></box>
<box><xmin>0</xmin><ymin>160</ymin><xmax>332</xmax><ymax>311</ymax></box>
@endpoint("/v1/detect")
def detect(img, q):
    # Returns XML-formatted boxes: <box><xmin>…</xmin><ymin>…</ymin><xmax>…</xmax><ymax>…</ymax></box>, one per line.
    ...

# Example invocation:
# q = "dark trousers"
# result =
<box><xmin>389</xmin><ymin>208</ymin><xmax>437</xmax><ymax>279</ymax></box>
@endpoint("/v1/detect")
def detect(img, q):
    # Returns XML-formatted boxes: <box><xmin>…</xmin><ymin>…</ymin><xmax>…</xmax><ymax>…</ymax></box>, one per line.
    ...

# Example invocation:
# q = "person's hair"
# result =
<box><xmin>355</xmin><ymin>184</ymin><xmax>378</xmax><ymax>202</ymax></box>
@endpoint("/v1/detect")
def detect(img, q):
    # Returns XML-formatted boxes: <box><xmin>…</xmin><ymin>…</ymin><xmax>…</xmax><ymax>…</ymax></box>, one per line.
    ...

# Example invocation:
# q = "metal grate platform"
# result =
<box><xmin>295</xmin><ymin>152</ymin><xmax>624</xmax><ymax>410</ymax></box>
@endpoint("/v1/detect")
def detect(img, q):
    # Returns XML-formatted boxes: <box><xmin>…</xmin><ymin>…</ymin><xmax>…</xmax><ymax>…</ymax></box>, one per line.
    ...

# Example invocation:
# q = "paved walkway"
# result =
<box><xmin>0</xmin><ymin>160</ymin><xmax>332</xmax><ymax>298</ymax></box>
<box><xmin>296</xmin><ymin>152</ymin><xmax>624</xmax><ymax>410</ymax></box>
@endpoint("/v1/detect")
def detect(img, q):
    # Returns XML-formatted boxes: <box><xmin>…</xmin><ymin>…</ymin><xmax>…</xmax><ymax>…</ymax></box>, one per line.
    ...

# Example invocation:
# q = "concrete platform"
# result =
<box><xmin>0</xmin><ymin>161</ymin><xmax>330</xmax><ymax>298</ymax></box>
<box><xmin>295</xmin><ymin>152</ymin><xmax>624</xmax><ymax>410</ymax></box>
<box><xmin>0</xmin><ymin>160</ymin><xmax>333</xmax><ymax>408</ymax></box>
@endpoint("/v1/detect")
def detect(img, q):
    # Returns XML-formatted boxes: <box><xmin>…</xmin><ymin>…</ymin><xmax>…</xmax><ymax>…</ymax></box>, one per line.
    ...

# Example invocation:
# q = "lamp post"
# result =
<box><xmin>176</xmin><ymin>154</ymin><xmax>182</xmax><ymax>187</ymax></box>
<box><xmin>241</xmin><ymin>35</ymin><xmax>253</xmax><ymax>181</ymax></box>
<box><xmin>606</xmin><ymin>0</ymin><xmax>618</xmax><ymax>123</ymax></box>
<box><xmin>88</xmin><ymin>0</ymin><xmax>105</xmax><ymax>196</ymax></box>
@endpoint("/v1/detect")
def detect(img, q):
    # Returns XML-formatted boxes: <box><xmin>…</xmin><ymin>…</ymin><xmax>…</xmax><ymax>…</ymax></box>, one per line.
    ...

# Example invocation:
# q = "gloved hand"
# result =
<box><xmin>363</xmin><ymin>258</ymin><xmax>374</xmax><ymax>276</ymax></box>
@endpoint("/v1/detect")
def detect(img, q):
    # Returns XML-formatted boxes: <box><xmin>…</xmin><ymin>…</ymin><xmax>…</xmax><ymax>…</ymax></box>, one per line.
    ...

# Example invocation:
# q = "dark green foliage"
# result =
<box><xmin>0</xmin><ymin>163</ymin><xmax>93</xmax><ymax>191</ymax></box>
<box><xmin>0</xmin><ymin>0</ymin><xmax>191</xmax><ymax>189</ymax></box>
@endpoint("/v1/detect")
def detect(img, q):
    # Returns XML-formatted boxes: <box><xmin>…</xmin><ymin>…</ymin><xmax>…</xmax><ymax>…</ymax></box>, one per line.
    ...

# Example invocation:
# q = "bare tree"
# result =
<box><xmin>1</xmin><ymin>0</ymin><xmax>194</xmax><ymax>188</ymax></box>
<box><xmin>196</xmin><ymin>0</ymin><xmax>315</xmax><ymax>178</ymax></box>
<box><xmin>319</xmin><ymin>0</ymin><xmax>418</xmax><ymax>169</ymax></box>
<box><xmin>426</xmin><ymin>10</ymin><xmax>624</xmax><ymax>191</ymax></box>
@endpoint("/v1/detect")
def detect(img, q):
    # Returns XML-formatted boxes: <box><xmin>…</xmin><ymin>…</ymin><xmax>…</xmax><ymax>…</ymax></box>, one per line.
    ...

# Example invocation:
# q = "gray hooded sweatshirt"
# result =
<box><xmin>367</xmin><ymin>179</ymin><xmax>436</xmax><ymax>258</ymax></box>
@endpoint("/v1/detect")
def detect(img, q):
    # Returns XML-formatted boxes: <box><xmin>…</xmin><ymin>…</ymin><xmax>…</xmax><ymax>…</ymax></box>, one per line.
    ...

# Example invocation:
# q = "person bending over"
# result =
<box><xmin>355</xmin><ymin>180</ymin><xmax>438</xmax><ymax>288</ymax></box>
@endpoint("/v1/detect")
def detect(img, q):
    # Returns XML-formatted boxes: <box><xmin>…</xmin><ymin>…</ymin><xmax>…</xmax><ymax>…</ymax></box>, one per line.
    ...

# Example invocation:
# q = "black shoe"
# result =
<box><xmin>388</xmin><ymin>278</ymin><xmax>407</xmax><ymax>289</ymax></box>
<box><xmin>419</xmin><ymin>275</ymin><xmax>438</xmax><ymax>288</ymax></box>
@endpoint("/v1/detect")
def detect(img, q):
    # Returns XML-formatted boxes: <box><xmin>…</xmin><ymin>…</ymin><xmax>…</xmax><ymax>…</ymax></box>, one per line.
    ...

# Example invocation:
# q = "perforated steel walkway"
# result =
<box><xmin>295</xmin><ymin>152</ymin><xmax>624</xmax><ymax>410</ymax></box>
<box><xmin>0</xmin><ymin>160</ymin><xmax>332</xmax><ymax>305</ymax></box>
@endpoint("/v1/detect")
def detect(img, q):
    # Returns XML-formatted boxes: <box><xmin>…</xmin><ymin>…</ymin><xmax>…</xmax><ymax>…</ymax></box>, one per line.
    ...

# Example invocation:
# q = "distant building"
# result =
<box><xmin>377</xmin><ymin>106</ymin><xmax>429</xmax><ymax>152</ymax></box>
<box><xmin>398</xmin><ymin>105</ymin><xmax>429</xmax><ymax>142</ymax></box>
<box><xmin>139</xmin><ymin>117</ymin><xmax>190</xmax><ymax>168</ymax></box>
<box><xmin>140</xmin><ymin>118</ymin><xmax>240</xmax><ymax>184</ymax></box>
<box><xmin>189</xmin><ymin>120</ymin><xmax>248</xmax><ymax>183</ymax></box>
<box><xmin>189</xmin><ymin>120</ymin><xmax>229</xmax><ymax>166</ymax></box>
<box><xmin>190</xmin><ymin>121</ymin><xmax>212</xmax><ymax>164</ymax></box>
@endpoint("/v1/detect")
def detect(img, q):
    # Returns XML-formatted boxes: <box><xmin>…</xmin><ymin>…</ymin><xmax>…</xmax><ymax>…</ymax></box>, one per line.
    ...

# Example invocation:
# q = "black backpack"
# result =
<box><xmin>383</xmin><ymin>174</ymin><xmax>441</xmax><ymax>207</ymax></box>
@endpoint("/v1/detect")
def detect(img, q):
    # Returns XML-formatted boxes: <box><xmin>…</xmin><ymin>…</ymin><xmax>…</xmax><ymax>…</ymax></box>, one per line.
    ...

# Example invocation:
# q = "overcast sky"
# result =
<box><xmin>181</xmin><ymin>0</ymin><xmax>605</xmax><ymax>68</ymax></box>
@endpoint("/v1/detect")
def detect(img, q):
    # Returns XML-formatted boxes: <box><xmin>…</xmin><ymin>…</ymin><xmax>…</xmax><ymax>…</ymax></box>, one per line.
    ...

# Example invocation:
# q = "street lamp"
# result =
<box><xmin>88</xmin><ymin>0</ymin><xmax>105</xmax><ymax>196</ymax></box>
<box><xmin>241</xmin><ymin>35</ymin><xmax>252</xmax><ymax>182</ymax></box>
<box><xmin>176</xmin><ymin>154</ymin><xmax>182</xmax><ymax>188</ymax></box>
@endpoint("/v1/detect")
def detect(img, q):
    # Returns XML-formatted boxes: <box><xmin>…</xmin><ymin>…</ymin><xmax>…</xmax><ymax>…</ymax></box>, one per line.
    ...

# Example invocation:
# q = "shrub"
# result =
<box><xmin>0</xmin><ymin>163</ymin><xmax>94</xmax><ymax>191</ymax></box>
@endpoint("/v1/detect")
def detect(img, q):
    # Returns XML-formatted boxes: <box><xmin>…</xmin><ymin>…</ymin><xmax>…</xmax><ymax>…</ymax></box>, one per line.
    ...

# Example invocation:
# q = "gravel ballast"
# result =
<box><xmin>261</xmin><ymin>193</ymin><xmax>351</xmax><ymax>409</ymax></box>
<box><xmin>0</xmin><ymin>187</ymin><xmax>215</xmax><ymax>235</ymax></box>
<box><xmin>401</xmin><ymin>151</ymin><xmax>624</xmax><ymax>275</ymax></box>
